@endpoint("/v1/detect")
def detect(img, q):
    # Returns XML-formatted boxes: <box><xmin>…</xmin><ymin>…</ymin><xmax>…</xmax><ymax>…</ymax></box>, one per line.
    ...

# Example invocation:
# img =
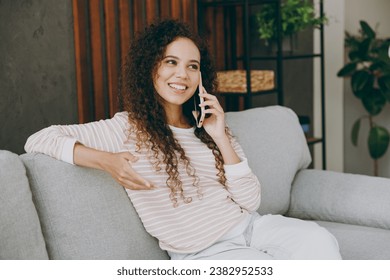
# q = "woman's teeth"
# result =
<box><xmin>169</xmin><ymin>83</ymin><xmax>187</xmax><ymax>90</ymax></box>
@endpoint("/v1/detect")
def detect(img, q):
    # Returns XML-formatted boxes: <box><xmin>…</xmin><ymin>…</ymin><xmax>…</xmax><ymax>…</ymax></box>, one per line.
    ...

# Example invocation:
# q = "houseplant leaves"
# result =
<box><xmin>378</xmin><ymin>75</ymin><xmax>390</xmax><ymax>102</ymax></box>
<box><xmin>337</xmin><ymin>62</ymin><xmax>357</xmax><ymax>77</ymax></box>
<box><xmin>360</xmin><ymin>20</ymin><xmax>376</xmax><ymax>39</ymax></box>
<box><xmin>351</xmin><ymin>70</ymin><xmax>373</xmax><ymax>93</ymax></box>
<box><xmin>361</xmin><ymin>89</ymin><xmax>386</xmax><ymax>116</ymax></box>
<box><xmin>351</xmin><ymin>118</ymin><xmax>361</xmax><ymax>146</ymax></box>
<box><xmin>338</xmin><ymin>20</ymin><xmax>390</xmax><ymax>175</ymax></box>
<box><xmin>368</xmin><ymin>126</ymin><xmax>390</xmax><ymax>159</ymax></box>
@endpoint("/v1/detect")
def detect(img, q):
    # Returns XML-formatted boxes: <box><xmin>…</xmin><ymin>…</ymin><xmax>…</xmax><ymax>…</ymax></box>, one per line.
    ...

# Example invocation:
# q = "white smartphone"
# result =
<box><xmin>193</xmin><ymin>72</ymin><xmax>206</xmax><ymax>128</ymax></box>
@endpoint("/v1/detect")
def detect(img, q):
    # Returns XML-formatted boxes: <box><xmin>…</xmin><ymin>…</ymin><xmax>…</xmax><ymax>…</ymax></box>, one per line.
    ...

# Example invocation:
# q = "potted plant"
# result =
<box><xmin>337</xmin><ymin>20</ymin><xmax>390</xmax><ymax>176</ymax></box>
<box><xmin>255</xmin><ymin>0</ymin><xmax>327</xmax><ymax>50</ymax></box>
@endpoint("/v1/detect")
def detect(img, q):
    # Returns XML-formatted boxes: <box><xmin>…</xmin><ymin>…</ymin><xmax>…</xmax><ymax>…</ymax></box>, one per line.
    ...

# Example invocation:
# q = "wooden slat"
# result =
<box><xmin>104</xmin><ymin>0</ymin><xmax>120</xmax><ymax>116</ymax></box>
<box><xmin>182</xmin><ymin>0</ymin><xmax>192</xmax><ymax>24</ymax></box>
<box><xmin>204</xmin><ymin>6</ymin><xmax>214</xmax><ymax>54</ymax></box>
<box><xmin>89</xmin><ymin>0</ymin><xmax>105</xmax><ymax>120</ymax></box>
<box><xmin>235</xmin><ymin>6</ymin><xmax>243</xmax><ymax>69</ymax></box>
<box><xmin>214</xmin><ymin>7</ymin><xmax>225</xmax><ymax>70</ymax></box>
<box><xmin>72</xmin><ymin>0</ymin><xmax>91</xmax><ymax>123</ymax></box>
<box><xmin>133</xmin><ymin>0</ymin><xmax>144</xmax><ymax>33</ymax></box>
<box><xmin>191</xmin><ymin>0</ymin><xmax>198</xmax><ymax>31</ymax></box>
<box><xmin>170</xmin><ymin>0</ymin><xmax>181</xmax><ymax>19</ymax></box>
<box><xmin>118</xmin><ymin>0</ymin><xmax>132</xmax><ymax>111</ymax></box>
<box><xmin>235</xmin><ymin>6</ymin><xmax>245</xmax><ymax>111</ymax></box>
<box><xmin>118</xmin><ymin>0</ymin><xmax>131</xmax><ymax>65</ymax></box>
<box><xmin>160</xmin><ymin>0</ymin><xmax>171</xmax><ymax>20</ymax></box>
<box><xmin>146</xmin><ymin>0</ymin><xmax>157</xmax><ymax>24</ymax></box>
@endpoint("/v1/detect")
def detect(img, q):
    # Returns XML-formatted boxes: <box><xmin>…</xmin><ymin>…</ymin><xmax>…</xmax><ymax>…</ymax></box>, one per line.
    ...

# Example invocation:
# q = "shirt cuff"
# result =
<box><xmin>223</xmin><ymin>158</ymin><xmax>251</xmax><ymax>178</ymax></box>
<box><xmin>60</xmin><ymin>138</ymin><xmax>78</xmax><ymax>165</ymax></box>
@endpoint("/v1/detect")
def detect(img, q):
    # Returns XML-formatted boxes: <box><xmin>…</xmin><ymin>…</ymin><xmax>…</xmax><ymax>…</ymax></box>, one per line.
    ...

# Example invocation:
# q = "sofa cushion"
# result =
<box><xmin>225</xmin><ymin>106</ymin><xmax>311</xmax><ymax>214</ymax></box>
<box><xmin>21</xmin><ymin>153</ymin><xmax>168</xmax><ymax>260</ymax></box>
<box><xmin>0</xmin><ymin>150</ymin><xmax>48</xmax><ymax>259</ymax></box>
<box><xmin>316</xmin><ymin>220</ymin><xmax>390</xmax><ymax>260</ymax></box>
<box><xmin>288</xmin><ymin>169</ymin><xmax>390</xmax><ymax>230</ymax></box>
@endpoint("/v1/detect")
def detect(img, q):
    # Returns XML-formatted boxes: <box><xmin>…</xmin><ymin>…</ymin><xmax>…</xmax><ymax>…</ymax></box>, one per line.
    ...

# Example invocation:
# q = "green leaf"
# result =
<box><xmin>368</xmin><ymin>126</ymin><xmax>390</xmax><ymax>159</ymax></box>
<box><xmin>378</xmin><ymin>75</ymin><xmax>390</xmax><ymax>90</ymax></box>
<box><xmin>360</xmin><ymin>20</ymin><xmax>376</xmax><ymax>39</ymax></box>
<box><xmin>357</xmin><ymin>38</ymin><xmax>372</xmax><ymax>59</ymax></box>
<box><xmin>376</xmin><ymin>42</ymin><xmax>390</xmax><ymax>64</ymax></box>
<box><xmin>348</xmin><ymin>50</ymin><xmax>361</xmax><ymax>61</ymax></box>
<box><xmin>383</xmin><ymin>90</ymin><xmax>390</xmax><ymax>103</ymax></box>
<box><xmin>351</xmin><ymin>70</ymin><xmax>372</xmax><ymax>92</ymax></box>
<box><xmin>353</xmin><ymin>90</ymin><xmax>367</xmax><ymax>99</ymax></box>
<box><xmin>337</xmin><ymin>62</ymin><xmax>357</xmax><ymax>77</ymax></box>
<box><xmin>345</xmin><ymin>34</ymin><xmax>360</xmax><ymax>50</ymax></box>
<box><xmin>362</xmin><ymin>89</ymin><xmax>386</xmax><ymax>115</ymax></box>
<box><xmin>369</xmin><ymin>60</ymin><xmax>387</xmax><ymax>72</ymax></box>
<box><xmin>378</xmin><ymin>76</ymin><xmax>390</xmax><ymax>102</ymax></box>
<box><xmin>351</xmin><ymin>118</ymin><xmax>361</xmax><ymax>146</ymax></box>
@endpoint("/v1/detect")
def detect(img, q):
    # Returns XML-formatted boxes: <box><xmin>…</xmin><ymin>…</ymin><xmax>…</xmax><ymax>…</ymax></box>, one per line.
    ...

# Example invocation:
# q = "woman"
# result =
<box><xmin>25</xmin><ymin>19</ymin><xmax>341</xmax><ymax>260</ymax></box>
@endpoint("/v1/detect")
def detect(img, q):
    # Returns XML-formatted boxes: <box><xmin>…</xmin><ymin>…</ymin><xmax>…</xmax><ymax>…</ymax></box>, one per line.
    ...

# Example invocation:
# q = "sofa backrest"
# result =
<box><xmin>14</xmin><ymin>105</ymin><xmax>310</xmax><ymax>259</ymax></box>
<box><xmin>21</xmin><ymin>153</ymin><xmax>169</xmax><ymax>260</ymax></box>
<box><xmin>0</xmin><ymin>150</ymin><xmax>48</xmax><ymax>259</ymax></box>
<box><xmin>225</xmin><ymin>106</ymin><xmax>311</xmax><ymax>215</ymax></box>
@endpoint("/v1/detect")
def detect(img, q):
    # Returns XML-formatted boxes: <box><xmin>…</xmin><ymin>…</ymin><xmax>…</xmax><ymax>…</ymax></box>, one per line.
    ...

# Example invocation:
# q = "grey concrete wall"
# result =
<box><xmin>0</xmin><ymin>0</ymin><xmax>78</xmax><ymax>154</ymax></box>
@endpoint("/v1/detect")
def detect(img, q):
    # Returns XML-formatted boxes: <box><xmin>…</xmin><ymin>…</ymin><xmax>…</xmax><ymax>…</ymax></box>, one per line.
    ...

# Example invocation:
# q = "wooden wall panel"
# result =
<box><xmin>198</xmin><ymin>3</ymin><xmax>246</xmax><ymax>111</ymax></box>
<box><xmin>73</xmin><ymin>0</ymin><xmax>198</xmax><ymax>123</ymax></box>
<box><xmin>72</xmin><ymin>0</ymin><xmax>91</xmax><ymax>123</ymax></box>
<box><xmin>89</xmin><ymin>0</ymin><xmax>106</xmax><ymax>119</ymax></box>
<box><xmin>146</xmin><ymin>0</ymin><xmax>157</xmax><ymax>24</ymax></box>
<box><xmin>118</xmin><ymin>0</ymin><xmax>132</xmax><ymax>66</ymax></box>
<box><xmin>160</xmin><ymin>0</ymin><xmax>171</xmax><ymax>20</ymax></box>
<box><xmin>104</xmin><ymin>0</ymin><xmax>120</xmax><ymax>115</ymax></box>
<box><xmin>170</xmin><ymin>0</ymin><xmax>182</xmax><ymax>18</ymax></box>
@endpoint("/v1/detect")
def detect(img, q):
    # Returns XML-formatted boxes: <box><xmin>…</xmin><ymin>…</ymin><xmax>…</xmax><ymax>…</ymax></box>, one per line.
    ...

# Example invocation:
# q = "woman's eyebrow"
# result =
<box><xmin>164</xmin><ymin>55</ymin><xmax>200</xmax><ymax>65</ymax></box>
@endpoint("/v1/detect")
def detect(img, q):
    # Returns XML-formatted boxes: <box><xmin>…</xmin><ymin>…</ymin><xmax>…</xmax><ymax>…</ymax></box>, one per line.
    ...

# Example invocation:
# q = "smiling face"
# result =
<box><xmin>153</xmin><ymin>37</ymin><xmax>201</xmax><ymax>111</ymax></box>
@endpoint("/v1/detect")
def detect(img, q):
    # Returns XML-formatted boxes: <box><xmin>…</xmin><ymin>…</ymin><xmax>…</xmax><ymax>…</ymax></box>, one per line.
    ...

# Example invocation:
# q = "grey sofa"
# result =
<box><xmin>1</xmin><ymin>106</ymin><xmax>390</xmax><ymax>260</ymax></box>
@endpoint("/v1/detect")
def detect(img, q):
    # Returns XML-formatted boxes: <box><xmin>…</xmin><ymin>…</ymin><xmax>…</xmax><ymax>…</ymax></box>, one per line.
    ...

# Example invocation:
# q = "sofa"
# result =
<box><xmin>1</xmin><ymin>106</ymin><xmax>390</xmax><ymax>260</ymax></box>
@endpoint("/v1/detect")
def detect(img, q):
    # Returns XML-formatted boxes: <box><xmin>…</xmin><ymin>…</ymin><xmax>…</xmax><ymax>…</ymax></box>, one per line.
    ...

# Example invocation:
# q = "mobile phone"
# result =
<box><xmin>193</xmin><ymin>72</ymin><xmax>206</xmax><ymax>128</ymax></box>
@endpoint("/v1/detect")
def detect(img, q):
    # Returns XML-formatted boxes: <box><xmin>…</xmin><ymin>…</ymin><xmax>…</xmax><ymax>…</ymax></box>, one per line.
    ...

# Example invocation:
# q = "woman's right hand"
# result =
<box><xmin>74</xmin><ymin>143</ymin><xmax>155</xmax><ymax>190</ymax></box>
<box><xmin>101</xmin><ymin>152</ymin><xmax>156</xmax><ymax>190</ymax></box>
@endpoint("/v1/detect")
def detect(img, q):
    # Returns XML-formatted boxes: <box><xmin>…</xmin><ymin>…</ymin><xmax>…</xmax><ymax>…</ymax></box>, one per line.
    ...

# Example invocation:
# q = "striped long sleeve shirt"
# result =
<box><xmin>25</xmin><ymin>112</ymin><xmax>261</xmax><ymax>253</ymax></box>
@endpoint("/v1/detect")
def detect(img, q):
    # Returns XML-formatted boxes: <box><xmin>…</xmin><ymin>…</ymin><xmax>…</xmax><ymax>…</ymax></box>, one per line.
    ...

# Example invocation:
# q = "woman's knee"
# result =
<box><xmin>292</xmin><ymin>222</ymin><xmax>342</xmax><ymax>259</ymax></box>
<box><xmin>250</xmin><ymin>215</ymin><xmax>341</xmax><ymax>259</ymax></box>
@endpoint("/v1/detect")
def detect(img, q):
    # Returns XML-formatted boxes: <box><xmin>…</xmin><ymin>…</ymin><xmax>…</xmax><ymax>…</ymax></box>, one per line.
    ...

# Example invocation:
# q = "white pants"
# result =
<box><xmin>169</xmin><ymin>213</ymin><xmax>342</xmax><ymax>260</ymax></box>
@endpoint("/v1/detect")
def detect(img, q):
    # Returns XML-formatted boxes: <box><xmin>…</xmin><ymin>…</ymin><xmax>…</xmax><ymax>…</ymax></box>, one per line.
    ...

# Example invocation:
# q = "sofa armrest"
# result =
<box><xmin>287</xmin><ymin>169</ymin><xmax>390</xmax><ymax>230</ymax></box>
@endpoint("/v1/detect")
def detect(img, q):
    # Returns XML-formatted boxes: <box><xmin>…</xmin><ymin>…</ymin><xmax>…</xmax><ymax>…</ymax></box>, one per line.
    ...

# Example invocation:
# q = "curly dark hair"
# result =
<box><xmin>121</xmin><ymin>19</ymin><xmax>226</xmax><ymax>207</ymax></box>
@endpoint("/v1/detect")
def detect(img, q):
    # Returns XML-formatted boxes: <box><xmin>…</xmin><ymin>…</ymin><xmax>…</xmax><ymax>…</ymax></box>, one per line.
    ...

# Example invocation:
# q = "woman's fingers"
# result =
<box><xmin>108</xmin><ymin>152</ymin><xmax>155</xmax><ymax>191</ymax></box>
<box><xmin>199</xmin><ymin>99</ymin><xmax>223</xmax><ymax>113</ymax></box>
<box><xmin>199</xmin><ymin>96</ymin><xmax>224</xmax><ymax>116</ymax></box>
<box><xmin>199</xmin><ymin>91</ymin><xmax>219</xmax><ymax>104</ymax></box>
<box><xmin>119</xmin><ymin>151</ymin><xmax>139</xmax><ymax>163</ymax></box>
<box><xmin>125</xmin><ymin>164</ymin><xmax>156</xmax><ymax>189</ymax></box>
<box><xmin>119</xmin><ymin>177</ymin><xmax>155</xmax><ymax>190</ymax></box>
<box><xmin>203</xmin><ymin>108</ymin><xmax>221</xmax><ymax>116</ymax></box>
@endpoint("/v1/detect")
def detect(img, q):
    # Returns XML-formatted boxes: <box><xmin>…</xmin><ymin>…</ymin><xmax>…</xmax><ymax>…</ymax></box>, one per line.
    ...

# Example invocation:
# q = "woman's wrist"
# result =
<box><xmin>212</xmin><ymin>133</ymin><xmax>230</xmax><ymax>147</ymax></box>
<box><xmin>213</xmin><ymin>134</ymin><xmax>240</xmax><ymax>165</ymax></box>
<box><xmin>74</xmin><ymin>143</ymin><xmax>110</xmax><ymax>171</ymax></box>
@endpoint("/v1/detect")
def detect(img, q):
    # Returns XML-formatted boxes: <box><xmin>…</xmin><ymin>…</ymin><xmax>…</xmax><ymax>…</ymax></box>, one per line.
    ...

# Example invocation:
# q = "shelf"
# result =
<box><xmin>237</xmin><ymin>53</ymin><xmax>322</xmax><ymax>61</ymax></box>
<box><xmin>217</xmin><ymin>88</ymin><xmax>278</xmax><ymax>96</ymax></box>
<box><xmin>198</xmin><ymin>0</ymin><xmax>326</xmax><ymax>168</ymax></box>
<box><xmin>306</xmin><ymin>137</ymin><xmax>323</xmax><ymax>145</ymax></box>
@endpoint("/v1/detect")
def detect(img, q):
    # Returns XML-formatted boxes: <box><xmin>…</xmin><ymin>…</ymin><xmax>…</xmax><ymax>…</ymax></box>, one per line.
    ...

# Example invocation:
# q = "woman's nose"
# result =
<box><xmin>175</xmin><ymin>65</ymin><xmax>188</xmax><ymax>79</ymax></box>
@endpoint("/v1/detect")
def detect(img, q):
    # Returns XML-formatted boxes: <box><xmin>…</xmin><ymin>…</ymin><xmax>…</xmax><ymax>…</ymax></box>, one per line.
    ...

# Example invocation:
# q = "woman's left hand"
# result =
<box><xmin>199</xmin><ymin>87</ymin><xmax>226</xmax><ymax>141</ymax></box>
